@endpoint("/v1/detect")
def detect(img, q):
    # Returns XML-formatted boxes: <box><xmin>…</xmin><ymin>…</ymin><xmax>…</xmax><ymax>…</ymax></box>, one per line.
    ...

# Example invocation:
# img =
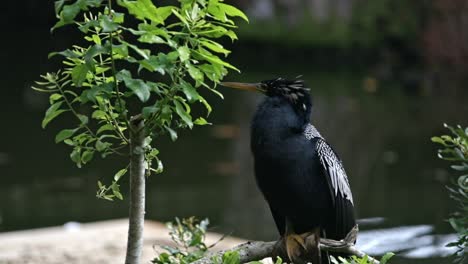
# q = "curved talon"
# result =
<box><xmin>285</xmin><ymin>233</ymin><xmax>306</xmax><ymax>262</ymax></box>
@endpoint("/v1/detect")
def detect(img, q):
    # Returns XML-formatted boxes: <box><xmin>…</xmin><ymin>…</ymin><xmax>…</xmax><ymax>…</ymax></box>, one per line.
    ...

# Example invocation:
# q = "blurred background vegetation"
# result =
<box><xmin>0</xmin><ymin>0</ymin><xmax>467</xmax><ymax>263</ymax></box>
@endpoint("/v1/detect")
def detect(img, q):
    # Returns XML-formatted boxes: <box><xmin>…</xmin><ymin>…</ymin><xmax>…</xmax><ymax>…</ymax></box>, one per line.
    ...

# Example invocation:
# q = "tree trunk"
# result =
<box><xmin>125</xmin><ymin>118</ymin><xmax>146</xmax><ymax>264</ymax></box>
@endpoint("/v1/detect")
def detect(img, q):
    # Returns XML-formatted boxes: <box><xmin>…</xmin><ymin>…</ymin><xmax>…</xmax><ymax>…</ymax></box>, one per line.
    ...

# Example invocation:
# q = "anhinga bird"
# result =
<box><xmin>222</xmin><ymin>78</ymin><xmax>356</xmax><ymax>264</ymax></box>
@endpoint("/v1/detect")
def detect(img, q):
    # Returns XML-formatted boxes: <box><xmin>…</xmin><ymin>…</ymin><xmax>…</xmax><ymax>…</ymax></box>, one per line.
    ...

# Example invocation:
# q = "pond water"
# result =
<box><xmin>0</xmin><ymin>31</ymin><xmax>467</xmax><ymax>264</ymax></box>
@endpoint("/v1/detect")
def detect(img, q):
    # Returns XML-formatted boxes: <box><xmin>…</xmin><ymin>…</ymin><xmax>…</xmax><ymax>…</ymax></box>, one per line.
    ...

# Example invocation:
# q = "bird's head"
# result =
<box><xmin>221</xmin><ymin>77</ymin><xmax>312</xmax><ymax>113</ymax></box>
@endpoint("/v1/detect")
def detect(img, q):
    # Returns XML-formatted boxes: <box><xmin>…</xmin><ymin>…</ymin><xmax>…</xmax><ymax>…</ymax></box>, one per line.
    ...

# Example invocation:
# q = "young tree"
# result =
<box><xmin>33</xmin><ymin>0</ymin><xmax>247</xmax><ymax>263</ymax></box>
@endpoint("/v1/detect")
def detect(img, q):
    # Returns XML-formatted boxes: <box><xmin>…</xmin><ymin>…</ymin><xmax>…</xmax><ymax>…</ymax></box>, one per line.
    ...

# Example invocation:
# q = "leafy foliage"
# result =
<box><xmin>432</xmin><ymin>124</ymin><xmax>468</xmax><ymax>262</ymax></box>
<box><xmin>152</xmin><ymin>217</ymin><xmax>240</xmax><ymax>264</ymax></box>
<box><xmin>330</xmin><ymin>253</ymin><xmax>394</xmax><ymax>264</ymax></box>
<box><xmin>33</xmin><ymin>0</ymin><xmax>247</xmax><ymax>200</ymax></box>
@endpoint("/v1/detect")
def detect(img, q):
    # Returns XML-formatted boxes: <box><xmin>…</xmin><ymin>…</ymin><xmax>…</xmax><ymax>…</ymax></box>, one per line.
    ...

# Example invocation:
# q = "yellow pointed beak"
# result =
<box><xmin>220</xmin><ymin>82</ymin><xmax>265</xmax><ymax>93</ymax></box>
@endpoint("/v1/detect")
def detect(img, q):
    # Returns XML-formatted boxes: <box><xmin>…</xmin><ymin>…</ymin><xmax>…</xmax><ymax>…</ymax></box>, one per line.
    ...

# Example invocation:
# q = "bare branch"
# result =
<box><xmin>192</xmin><ymin>241</ymin><xmax>277</xmax><ymax>264</ymax></box>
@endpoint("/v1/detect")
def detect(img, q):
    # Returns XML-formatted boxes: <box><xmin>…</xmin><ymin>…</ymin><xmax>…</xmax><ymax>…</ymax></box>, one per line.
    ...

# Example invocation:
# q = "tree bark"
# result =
<box><xmin>125</xmin><ymin>118</ymin><xmax>146</xmax><ymax>264</ymax></box>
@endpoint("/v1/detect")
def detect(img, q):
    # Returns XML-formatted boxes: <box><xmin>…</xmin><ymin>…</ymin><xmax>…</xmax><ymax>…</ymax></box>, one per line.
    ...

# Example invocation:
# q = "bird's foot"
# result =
<box><xmin>285</xmin><ymin>233</ymin><xmax>306</xmax><ymax>263</ymax></box>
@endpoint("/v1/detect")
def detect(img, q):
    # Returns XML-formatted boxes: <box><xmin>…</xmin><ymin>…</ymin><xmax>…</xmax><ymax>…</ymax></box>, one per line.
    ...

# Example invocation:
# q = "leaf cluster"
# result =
<box><xmin>330</xmin><ymin>253</ymin><xmax>394</xmax><ymax>264</ymax></box>
<box><xmin>432</xmin><ymin>124</ymin><xmax>468</xmax><ymax>262</ymax></box>
<box><xmin>33</xmin><ymin>0</ymin><xmax>247</xmax><ymax>200</ymax></box>
<box><xmin>152</xmin><ymin>217</ymin><xmax>239</xmax><ymax>264</ymax></box>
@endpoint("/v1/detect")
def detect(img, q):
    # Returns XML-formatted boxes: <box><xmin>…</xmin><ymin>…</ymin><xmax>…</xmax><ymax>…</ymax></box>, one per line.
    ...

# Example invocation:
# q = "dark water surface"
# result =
<box><xmin>0</xmin><ymin>32</ymin><xmax>467</xmax><ymax>264</ymax></box>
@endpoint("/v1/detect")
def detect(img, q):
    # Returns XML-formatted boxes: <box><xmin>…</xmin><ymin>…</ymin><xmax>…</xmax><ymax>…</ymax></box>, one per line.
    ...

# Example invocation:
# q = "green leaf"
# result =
<box><xmin>199</xmin><ymin>63</ymin><xmax>226</xmax><ymax>82</ymax></box>
<box><xmin>431</xmin><ymin>136</ymin><xmax>447</xmax><ymax>145</ymax></box>
<box><xmin>136</xmin><ymin>23</ymin><xmax>170</xmax><ymax>39</ymax></box>
<box><xmin>92</xmin><ymin>110</ymin><xmax>108</xmax><ymax>120</ymax></box>
<box><xmin>97</xmin><ymin>123</ymin><xmax>114</xmax><ymax>134</ymax></box>
<box><xmin>221</xmin><ymin>251</ymin><xmax>240</xmax><ymax>264</ymax></box>
<box><xmin>49</xmin><ymin>49</ymin><xmax>81</xmax><ymax>59</ymax></box>
<box><xmin>171</xmin><ymin>9</ymin><xmax>189</xmax><ymax>27</ymax></box>
<box><xmin>207</xmin><ymin>1</ymin><xmax>228</xmax><ymax>23</ymax></box>
<box><xmin>177</xmin><ymin>46</ymin><xmax>190</xmax><ymax>62</ymax></box>
<box><xmin>451</xmin><ymin>165</ymin><xmax>468</xmax><ymax>171</ymax></box>
<box><xmin>96</xmin><ymin>140</ymin><xmax>112</xmax><ymax>152</ymax></box>
<box><xmin>138</xmin><ymin>34</ymin><xmax>166</xmax><ymax>44</ymax></box>
<box><xmin>174</xmin><ymin>100</ymin><xmax>193</xmax><ymax>128</ymax></box>
<box><xmin>91</xmin><ymin>34</ymin><xmax>101</xmax><ymax>45</ymax></box>
<box><xmin>147</xmin><ymin>148</ymin><xmax>159</xmax><ymax>158</ymax></box>
<box><xmin>218</xmin><ymin>3</ymin><xmax>249</xmax><ymax>22</ymax></box>
<box><xmin>112</xmin><ymin>43</ymin><xmax>129</xmax><ymax>57</ymax></box>
<box><xmin>55</xmin><ymin>128</ymin><xmax>78</xmax><ymax>143</ymax></box>
<box><xmin>206</xmin><ymin>86</ymin><xmax>224</xmax><ymax>99</ymax></box>
<box><xmin>138</xmin><ymin>53</ymin><xmax>177</xmax><ymax>75</ymax></box>
<box><xmin>100</xmin><ymin>14</ymin><xmax>119</xmax><ymax>32</ymax></box>
<box><xmin>70</xmin><ymin>148</ymin><xmax>82</xmax><ymax>167</ymax></box>
<box><xmin>112</xmin><ymin>183</ymin><xmax>123</xmax><ymax>200</ymax></box>
<box><xmin>187</xmin><ymin>64</ymin><xmax>204</xmax><ymax>83</ymax></box>
<box><xmin>53</xmin><ymin>4</ymin><xmax>81</xmax><ymax>30</ymax></box>
<box><xmin>195</xmin><ymin>48</ymin><xmax>239</xmax><ymax>72</ymax></box>
<box><xmin>120</xmin><ymin>40</ymin><xmax>150</xmax><ymax>59</ymax></box>
<box><xmin>199</xmin><ymin>96</ymin><xmax>212</xmax><ymax>116</ymax></box>
<box><xmin>42</xmin><ymin>102</ymin><xmax>68</xmax><ymax>128</ymax></box>
<box><xmin>117</xmin><ymin>0</ymin><xmax>164</xmax><ymax>24</ymax></box>
<box><xmin>113</xmin><ymin>12</ymin><xmax>125</xmax><ymax>23</ymax></box>
<box><xmin>157</xmin><ymin>6</ymin><xmax>175</xmax><ymax>21</ymax></box>
<box><xmin>198</xmin><ymin>25</ymin><xmax>229</xmax><ymax>38</ymax></box>
<box><xmin>71</xmin><ymin>64</ymin><xmax>89</xmax><ymax>87</ymax></box>
<box><xmin>82</xmin><ymin>150</ymin><xmax>94</xmax><ymax>164</ymax></box>
<box><xmin>77</xmin><ymin>114</ymin><xmax>89</xmax><ymax>125</ymax></box>
<box><xmin>79</xmin><ymin>83</ymin><xmax>111</xmax><ymax>104</ymax></box>
<box><xmin>194</xmin><ymin>117</ymin><xmax>210</xmax><ymax>125</ymax></box>
<box><xmin>180</xmin><ymin>81</ymin><xmax>200</xmax><ymax>102</ymax></box>
<box><xmin>164</xmin><ymin>125</ymin><xmax>178</xmax><ymax>141</ymax></box>
<box><xmin>200</xmin><ymin>39</ymin><xmax>230</xmax><ymax>56</ymax></box>
<box><xmin>114</xmin><ymin>168</ymin><xmax>128</xmax><ymax>181</ymax></box>
<box><xmin>78</xmin><ymin>19</ymin><xmax>100</xmax><ymax>33</ymax></box>
<box><xmin>380</xmin><ymin>253</ymin><xmax>395</xmax><ymax>264</ymax></box>
<box><xmin>63</xmin><ymin>139</ymin><xmax>74</xmax><ymax>146</ymax></box>
<box><xmin>52</xmin><ymin>0</ymin><xmax>103</xmax><ymax>30</ymax></box>
<box><xmin>142</xmin><ymin>106</ymin><xmax>159</xmax><ymax>118</ymax></box>
<box><xmin>54</xmin><ymin>0</ymin><xmax>66</xmax><ymax>15</ymax></box>
<box><xmin>225</xmin><ymin>30</ymin><xmax>238</xmax><ymax>41</ymax></box>
<box><xmin>117</xmin><ymin>70</ymin><xmax>151</xmax><ymax>102</ymax></box>
<box><xmin>274</xmin><ymin>257</ymin><xmax>283</xmax><ymax>264</ymax></box>
<box><xmin>49</xmin><ymin>93</ymin><xmax>63</xmax><ymax>105</ymax></box>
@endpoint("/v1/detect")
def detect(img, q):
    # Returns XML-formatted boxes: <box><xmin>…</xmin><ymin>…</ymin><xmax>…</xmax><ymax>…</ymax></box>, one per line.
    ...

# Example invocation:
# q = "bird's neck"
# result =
<box><xmin>251</xmin><ymin>97</ymin><xmax>311</xmax><ymax>143</ymax></box>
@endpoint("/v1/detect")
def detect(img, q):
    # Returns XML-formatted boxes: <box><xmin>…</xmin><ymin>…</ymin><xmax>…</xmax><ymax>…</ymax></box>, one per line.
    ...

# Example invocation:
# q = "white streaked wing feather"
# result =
<box><xmin>316</xmin><ymin>140</ymin><xmax>354</xmax><ymax>205</ymax></box>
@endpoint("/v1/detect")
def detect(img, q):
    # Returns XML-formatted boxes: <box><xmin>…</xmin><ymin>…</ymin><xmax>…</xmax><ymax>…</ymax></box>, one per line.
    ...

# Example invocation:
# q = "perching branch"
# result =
<box><xmin>193</xmin><ymin>226</ymin><xmax>381</xmax><ymax>264</ymax></box>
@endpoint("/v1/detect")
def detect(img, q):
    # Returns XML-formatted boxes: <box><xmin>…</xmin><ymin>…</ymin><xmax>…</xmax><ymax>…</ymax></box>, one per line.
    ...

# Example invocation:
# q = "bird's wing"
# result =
<box><xmin>315</xmin><ymin>138</ymin><xmax>355</xmax><ymax>240</ymax></box>
<box><xmin>315</xmin><ymin>139</ymin><xmax>354</xmax><ymax>206</ymax></box>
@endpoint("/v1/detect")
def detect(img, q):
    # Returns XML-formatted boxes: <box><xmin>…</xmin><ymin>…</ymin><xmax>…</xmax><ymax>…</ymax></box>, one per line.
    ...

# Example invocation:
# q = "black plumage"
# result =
<box><xmin>222</xmin><ymin>78</ymin><xmax>356</xmax><ymax>264</ymax></box>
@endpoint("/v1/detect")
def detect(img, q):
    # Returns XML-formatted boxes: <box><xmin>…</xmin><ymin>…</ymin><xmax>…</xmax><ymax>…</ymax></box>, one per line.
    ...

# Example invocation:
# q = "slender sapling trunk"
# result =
<box><xmin>125</xmin><ymin>118</ymin><xmax>146</xmax><ymax>264</ymax></box>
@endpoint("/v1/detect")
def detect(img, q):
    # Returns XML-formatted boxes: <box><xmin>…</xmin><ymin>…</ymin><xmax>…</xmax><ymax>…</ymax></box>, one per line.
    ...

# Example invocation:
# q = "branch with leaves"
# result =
<box><xmin>193</xmin><ymin>226</ymin><xmax>392</xmax><ymax>264</ymax></box>
<box><xmin>154</xmin><ymin>218</ymin><xmax>394</xmax><ymax>264</ymax></box>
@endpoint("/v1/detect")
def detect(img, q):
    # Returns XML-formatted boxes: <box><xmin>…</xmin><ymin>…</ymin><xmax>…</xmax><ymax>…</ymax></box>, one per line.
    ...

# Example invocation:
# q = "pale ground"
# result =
<box><xmin>0</xmin><ymin>219</ymin><xmax>247</xmax><ymax>264</ymax></box>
